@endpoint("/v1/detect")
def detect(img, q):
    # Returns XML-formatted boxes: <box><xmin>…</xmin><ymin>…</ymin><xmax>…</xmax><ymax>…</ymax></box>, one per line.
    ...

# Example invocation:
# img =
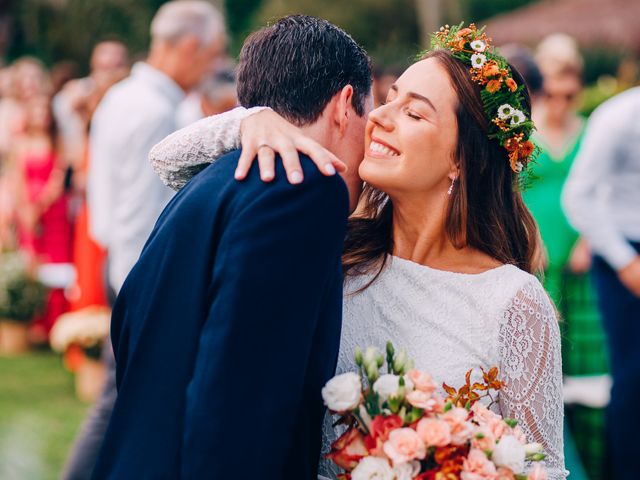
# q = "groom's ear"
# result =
<box><xmin>333</xmin><ymin>85</ymin><xmax>354</xmax><ymax>135</ymax></box>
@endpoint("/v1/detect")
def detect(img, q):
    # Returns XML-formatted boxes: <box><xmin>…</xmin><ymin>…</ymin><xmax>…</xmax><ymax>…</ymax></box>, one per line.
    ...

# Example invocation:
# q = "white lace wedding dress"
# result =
<box><xmin>148</xmin><ymin>108</ymin><xmax>568</xmax><ymax>480</ymax></box>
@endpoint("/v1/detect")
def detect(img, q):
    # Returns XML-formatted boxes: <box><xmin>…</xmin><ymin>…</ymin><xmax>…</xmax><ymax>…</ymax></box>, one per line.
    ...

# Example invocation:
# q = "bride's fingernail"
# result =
<box><xmin>290</xmin><ymin>171</ymin><xmax>303</xmax><ymax>184</ymax></box>
<box><xmin>325</xmin><ymin>164</ymin><xmax>336</xmax><ymax>175</ymax></box>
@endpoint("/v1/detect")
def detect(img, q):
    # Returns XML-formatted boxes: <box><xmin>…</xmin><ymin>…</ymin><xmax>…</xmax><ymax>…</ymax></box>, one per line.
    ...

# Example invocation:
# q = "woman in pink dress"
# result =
<box><xmin>13</xmin><ymin>95</ymin><xmax>72</xmax><ymax>340</ymax></box>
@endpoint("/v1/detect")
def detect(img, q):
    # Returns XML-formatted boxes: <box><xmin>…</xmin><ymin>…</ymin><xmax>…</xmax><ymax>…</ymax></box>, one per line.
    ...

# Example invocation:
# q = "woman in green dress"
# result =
<box><xmin>525</xmin><ymin>41</ymin><xmax>608</xmax><ymax>479</ymax></box>
<box><xmin>525</xmin><ymin>69</ymin><xmax>589</xmax><ymax>305</ymax></box>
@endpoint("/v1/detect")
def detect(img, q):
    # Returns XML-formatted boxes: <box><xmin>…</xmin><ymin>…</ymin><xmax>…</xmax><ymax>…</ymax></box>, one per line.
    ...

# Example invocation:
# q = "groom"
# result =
<box><xmin>92</xmin><ymin>15</ymin><xmax>372</xmax><ymax>480</ymax></box>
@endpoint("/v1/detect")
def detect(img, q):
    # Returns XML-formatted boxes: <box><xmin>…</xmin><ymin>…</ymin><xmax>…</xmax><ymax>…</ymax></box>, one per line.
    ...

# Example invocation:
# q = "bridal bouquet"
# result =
<box><xmin>322</xmin><ymin>343</ymin><xmax>547</xmax><ymax>480</ymax></box>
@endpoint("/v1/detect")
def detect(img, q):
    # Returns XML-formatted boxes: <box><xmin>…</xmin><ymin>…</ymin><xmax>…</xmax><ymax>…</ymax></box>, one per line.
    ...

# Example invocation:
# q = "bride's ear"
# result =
<box><xmin>447</xmin><ymin>163</ymin><xmax>460</xmax><ymax>182</ymax></box>
<box><xmin>333</xmin><ymin>85</ymin><xmax>354</xmax><ymax>135</ymax></box>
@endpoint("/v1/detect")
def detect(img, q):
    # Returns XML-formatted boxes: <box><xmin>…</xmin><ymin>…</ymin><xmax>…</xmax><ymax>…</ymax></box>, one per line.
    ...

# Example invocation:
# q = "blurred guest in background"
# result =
<box><xmin>0</xmin><ymin>57</ymin><xmax>50</xmax><ymax>161</ymax></box>
<box><xmin>68</xmin><ymin>66</ymin><xmax>129</xmax><ymax>312</ymax></box>
<box><xmin>563</xmin><ymin>85</ymin><xmax>640</xmax><ymax>480</ymax></box>
<box><xmin>176</xmin><ymin>65</ymin><xmax>238</xmax><ymax>127</ymax></box>
<box><xmin>53</xmin><ymin>40</ymin><xmax>129</xmax><ymax>169</ymax></box>
<box><xmin>371</xmin><ymin>63</ymin><xmax>404</xmax><ymax>107</ymax></box>
<box><xmin>500</xmin><ymin>44</ymin><xmax>543</xmax><ymax>100</ymax></box>
<box><xmin>11</xmin><ymin>96</ymin><xmax>71</xmax><ymax>340</ymax></box>
<box><xmin>51</xmin><ymin>61</ymin><xmax>80</xmax><ymax>96</ymax></box>
<box><xmin>63</xmin><ymin>2</ymin><xmax>227</xmax><ymax>478</ymax></box>
<box><xmin>88</xmin><ymin>2</ymin><xmax>225</xmax><ymax>294</ymax></box>
<box><xmin>526</xmin><ymin>34</ymin><xmax>590</xmax><ymax>306</ymax></box>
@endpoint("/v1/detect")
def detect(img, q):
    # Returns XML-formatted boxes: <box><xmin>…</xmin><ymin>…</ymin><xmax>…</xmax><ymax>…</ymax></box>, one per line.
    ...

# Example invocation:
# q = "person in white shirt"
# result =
<box><xmin>562</xmin><ymin>86</ymin><xmax>640</xmax><ymax>480</ymax></box>
<box><xmin>88</xmin><ymin>2</ymin><xmax>226</xmax><ymax>293</ymax></box>
<box><xmin>62</xmin><ymin>2</ymin><xmax>226</xmax><ymax>479</ymax></box>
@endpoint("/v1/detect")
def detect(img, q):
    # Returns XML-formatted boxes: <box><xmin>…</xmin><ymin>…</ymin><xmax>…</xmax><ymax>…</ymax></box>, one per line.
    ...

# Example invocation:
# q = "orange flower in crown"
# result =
<box><xmin>428</xmin><ymin>23</ymin><xmax>538</xmax><ymax>179</ymax></box>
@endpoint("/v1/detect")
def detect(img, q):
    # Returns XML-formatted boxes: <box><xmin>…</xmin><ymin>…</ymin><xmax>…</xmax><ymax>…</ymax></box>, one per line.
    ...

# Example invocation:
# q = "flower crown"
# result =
<box><xmin>429</xmin><ymin>23</ymin><xmax>537</xmax><ymax>175</ymax></box>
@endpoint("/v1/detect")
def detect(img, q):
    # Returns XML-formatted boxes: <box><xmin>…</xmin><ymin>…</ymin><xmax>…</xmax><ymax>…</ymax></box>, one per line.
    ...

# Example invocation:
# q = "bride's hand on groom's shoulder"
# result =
<box><xmin>235</xmin><ymin>108</ymin><xmax>347</xmax><ymax>184</ymax></box>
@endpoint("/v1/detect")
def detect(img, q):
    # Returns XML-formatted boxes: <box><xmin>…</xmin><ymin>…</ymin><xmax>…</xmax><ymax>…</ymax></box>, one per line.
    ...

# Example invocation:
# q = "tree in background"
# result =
<box><xmin>255</xmin><ymin>0</ymin><xmax>420</xmax><ymax>67</ymax></box>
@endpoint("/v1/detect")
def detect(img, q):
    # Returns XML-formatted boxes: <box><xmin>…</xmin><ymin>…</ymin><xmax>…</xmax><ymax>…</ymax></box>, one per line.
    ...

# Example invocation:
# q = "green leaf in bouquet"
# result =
<box><xmin>443</xmin><ymin>401</ymin><xmax>453</xmax><ymax>413</ymax></box>
<box><xmin>354</xmin><ymin>347</ymin><xmax>363</xmax><ymax>367</ymax></box>
<box><xmin>405</xmin><ymin>406</ymin><xmax>424</xmax><ymax>424</ymax></box>
<box><xmin>530</xmin><ymin>453</ymin><xmax>547</xmax><ymax>462</ymax></box>
<box><xmin>398</xmin><ymin>406</ymin><xmax>407</xmax><ymax>424</ymax></box>
<box><xmin>387</xmin><ymin>396</ymin><xmax>402</xmax><ymax>414</ymax></box>
<box><xmin>386</xmin><ymin>341</ymin><xmax>395</xmax><ymax>372</ymax></box>
<box><xmin>364</xmin><ymin>391</ymin><xmax>381</xmax><ymax>417</ymax></box>
<box><xmin>504</xmin><ymin>418</ymin><xmax>518</xmax><ymax>428</ymax></box>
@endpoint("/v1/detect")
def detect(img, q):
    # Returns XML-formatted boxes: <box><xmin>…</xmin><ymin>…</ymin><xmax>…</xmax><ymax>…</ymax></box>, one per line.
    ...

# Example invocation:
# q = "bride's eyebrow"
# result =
<box><xmin>390</xmin><ymin>84</ymin><xmax>437</xmax><ymax>113</ymax></box>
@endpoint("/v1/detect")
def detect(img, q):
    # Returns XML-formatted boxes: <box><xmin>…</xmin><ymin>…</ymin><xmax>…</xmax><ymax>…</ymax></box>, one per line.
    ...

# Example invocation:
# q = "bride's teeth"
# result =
<box><xmin>371</xmin><ymin>141</ymin><xmax>398</xmax><ymax>157</ymax></box>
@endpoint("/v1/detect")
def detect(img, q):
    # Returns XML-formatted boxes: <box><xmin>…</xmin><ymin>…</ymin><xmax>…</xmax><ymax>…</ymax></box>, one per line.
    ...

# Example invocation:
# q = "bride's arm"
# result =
<box><xmin>149</xmin><ymin>107</ymin><xmax>266</xmax><ymax>190</ymax></box>
<box><xmin>498</xmin><ymin>280</ymin><xmax>568</xmax><ymax>480</ymax></box>
<box><xmin>150</xmin><ymin>107</ymin><xmax>346</xmax><ymax>191</ymax></box>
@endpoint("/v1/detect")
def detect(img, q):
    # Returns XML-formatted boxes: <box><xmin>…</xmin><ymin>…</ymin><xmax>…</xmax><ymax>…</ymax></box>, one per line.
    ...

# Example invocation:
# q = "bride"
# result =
<box><xmin>149</xmin><ymin>30</ymin><xmax>566</xmax><ymax>479</ymax></box>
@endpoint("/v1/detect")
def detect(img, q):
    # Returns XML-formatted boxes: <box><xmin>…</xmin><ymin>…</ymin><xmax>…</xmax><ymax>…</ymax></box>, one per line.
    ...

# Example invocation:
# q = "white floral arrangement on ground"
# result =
<box><xmin>50</xmin><ymin>306</ymin><xmax>110</xmax><ymax>360</ymax></box>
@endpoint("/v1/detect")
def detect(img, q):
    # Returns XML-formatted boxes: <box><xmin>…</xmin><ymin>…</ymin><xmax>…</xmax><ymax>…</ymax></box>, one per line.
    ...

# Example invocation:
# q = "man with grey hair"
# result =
<box><xmin>62</xmin><ymin>3</ymin><xmax>226</xmax><ymax>479</ymax></box>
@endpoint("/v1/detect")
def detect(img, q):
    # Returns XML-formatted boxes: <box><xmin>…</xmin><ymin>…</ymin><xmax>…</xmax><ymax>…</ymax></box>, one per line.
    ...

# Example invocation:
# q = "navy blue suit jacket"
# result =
<box><xmin>92</xmin><ymin>150</ymin><xmax>348</xmax><ymax>479</ymax></box>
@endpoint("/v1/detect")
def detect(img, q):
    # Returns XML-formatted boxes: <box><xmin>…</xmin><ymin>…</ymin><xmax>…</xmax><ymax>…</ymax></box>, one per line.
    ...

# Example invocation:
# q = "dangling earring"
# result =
<box><xmin>447</xmin><ymin>177</ymin><xmax>456</xmax><ymax>195</ymax></box>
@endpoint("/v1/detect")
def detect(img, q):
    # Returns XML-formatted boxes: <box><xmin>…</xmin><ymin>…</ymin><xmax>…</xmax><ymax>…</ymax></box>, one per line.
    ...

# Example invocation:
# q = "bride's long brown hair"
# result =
<box><xmin>342</xmin><ymin>49</ymin><xmax>540</xmax><ymax>283</ymax></box>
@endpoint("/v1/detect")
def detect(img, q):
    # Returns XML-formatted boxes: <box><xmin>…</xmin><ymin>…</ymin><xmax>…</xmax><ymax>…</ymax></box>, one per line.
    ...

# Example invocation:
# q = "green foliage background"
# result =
<box><xmin>0</xmin><ymin>0</ymin><xmax>627</xmax><ymax>81</ymax></box>
<box><xmin>1</xmin><ymin>0</ymin><xmax>534</xmax><ymax>71</ymax></box>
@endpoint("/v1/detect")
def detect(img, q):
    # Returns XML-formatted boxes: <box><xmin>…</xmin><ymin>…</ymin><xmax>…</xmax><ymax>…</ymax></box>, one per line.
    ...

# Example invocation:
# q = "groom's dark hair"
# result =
<box><xmin>237</xmin><ymin>15</ymin><xmax>372</xmax><ymax>126</ymax></box>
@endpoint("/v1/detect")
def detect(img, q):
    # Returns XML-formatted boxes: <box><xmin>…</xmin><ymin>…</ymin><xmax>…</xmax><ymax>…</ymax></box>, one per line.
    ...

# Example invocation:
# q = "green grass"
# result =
<box><xmin>0</xmin><ymin>351</ymin><xmax>89</xmax><ymax>480</ymax></box>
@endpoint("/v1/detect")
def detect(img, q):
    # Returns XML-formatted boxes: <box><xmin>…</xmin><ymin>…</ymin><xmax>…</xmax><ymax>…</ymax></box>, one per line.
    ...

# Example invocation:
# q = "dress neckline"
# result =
<box><xmin>388</xmin><ymin>254</ymin><xmax>514</xmax><ymax>278</ymax></box>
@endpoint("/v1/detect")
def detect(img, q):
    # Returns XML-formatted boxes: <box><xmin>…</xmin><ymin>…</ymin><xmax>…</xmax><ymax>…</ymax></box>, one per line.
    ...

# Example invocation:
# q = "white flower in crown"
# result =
<box><xmin>514</xmin><ymin>161</ymin><xmax>524</xmax><ymax>173</ymax></box>
<box><xmin>497</xmin><ymin>104</ymin><xmax>515</xmax><ymax>120</ymax></box>
<box><xmin>510</xmin><ymin>109</ymin><xmax>527</xmax><ymax>126</ymax></box>
<box><xmin>470</xmin><ymin>40</ymin><xmax>486</xmax><ymax>52</ymax></box>
<box><xmin>470</xmin><ymin>53</ymin><xmax>487</xmax><ymax>69</ymax></box>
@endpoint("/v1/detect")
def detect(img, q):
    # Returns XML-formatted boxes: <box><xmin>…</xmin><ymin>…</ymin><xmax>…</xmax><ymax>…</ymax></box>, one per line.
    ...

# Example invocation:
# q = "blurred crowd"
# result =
<box><xmin>1</xmin><ymin>1</ymin><xmax>639</xmax><ymax>478</ymax></box>
<box><xmin>0</xmin><ymin>26</ymin><xmax>238</xmax><ymax>345</ymax></box>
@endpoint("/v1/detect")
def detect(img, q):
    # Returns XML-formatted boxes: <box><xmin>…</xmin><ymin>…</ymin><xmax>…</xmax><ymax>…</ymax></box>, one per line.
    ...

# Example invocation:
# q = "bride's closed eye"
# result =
<box><xmin>404</xmin><ymin>108</ymin><xmax>423</xmax><ymax>121</ymax></box>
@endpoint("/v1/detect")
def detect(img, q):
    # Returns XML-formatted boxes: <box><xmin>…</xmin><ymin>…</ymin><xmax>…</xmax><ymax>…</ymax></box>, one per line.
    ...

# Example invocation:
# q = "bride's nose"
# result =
<box><xmin>368</xmin><ymin>103</ymin><xmax>394</xmax><ymax>132</ymax></box>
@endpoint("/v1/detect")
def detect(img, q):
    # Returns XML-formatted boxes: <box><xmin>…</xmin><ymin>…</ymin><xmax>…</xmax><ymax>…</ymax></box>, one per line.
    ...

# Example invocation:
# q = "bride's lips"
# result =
<box><xmin>367</xmin><ymin>136</ymin><xmax>401</xmax><ymax>159</ymax></box>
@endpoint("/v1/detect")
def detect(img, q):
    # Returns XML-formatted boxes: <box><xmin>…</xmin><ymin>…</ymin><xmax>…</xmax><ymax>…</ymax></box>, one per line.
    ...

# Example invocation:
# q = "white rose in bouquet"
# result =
<box><xmin>351</xmin><ymin>456</ymin><xmax>394</xmax><ymax>480</ymax></box>
<box><xmin>373</xmin><ymin>374</ymin><xmax>401</xmax><ymax>401</ymax></box>
<box><xmin>492</xmin><ymin>435</ymin><xmax>526</xmax><ymax>473</ymax></box>
<box><xmin>524</xmin><ymin>442</ymin><xmax>544</xmax><ymax>456</ymax></box>
<box><xmin>393</xmin><ymin>461</ymin><xmax>420</xmax><ymax>480</ymax></box>
<box><xmin>322</xmin><ymin>372</ymin><xmax>361</xmax><ymax>412</ymax></box>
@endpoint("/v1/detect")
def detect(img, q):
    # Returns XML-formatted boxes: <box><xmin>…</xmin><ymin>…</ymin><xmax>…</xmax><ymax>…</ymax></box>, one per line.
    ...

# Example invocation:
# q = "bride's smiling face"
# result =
<box><xmin>359</xmin><ymin>58</ymin><xmax>459</xmax><ymax>197</ymax></box>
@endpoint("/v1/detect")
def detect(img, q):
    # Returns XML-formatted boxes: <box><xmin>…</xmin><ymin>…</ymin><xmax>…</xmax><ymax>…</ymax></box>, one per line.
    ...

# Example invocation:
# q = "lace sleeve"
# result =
<box><xmin>498</xmin><ymin>279</ymin><xmax>568</xmax><ymax>480</ymax></box>
<box><xmin>149</xmin><ymin>106</ymin><xmax>268</xmax><ymax>191</ymax></box>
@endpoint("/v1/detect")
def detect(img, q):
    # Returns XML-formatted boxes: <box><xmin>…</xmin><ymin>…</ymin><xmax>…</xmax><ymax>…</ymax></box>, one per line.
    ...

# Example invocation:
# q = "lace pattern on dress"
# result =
<box><xmin>148</xmin><ymin>106</ymin><xmax>267</xmax><ymax>191</ymax></box>
<box><xmin>498</xmin><ymin>279</ymin><xmax>568</xmax><ymax>480</ymax></box>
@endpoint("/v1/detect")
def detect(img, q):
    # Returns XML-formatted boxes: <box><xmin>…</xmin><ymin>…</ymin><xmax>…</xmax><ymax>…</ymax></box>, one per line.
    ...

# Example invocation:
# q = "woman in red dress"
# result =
<box><xmin>13</xmin><ymin>96</ymin><xmax>73</xmax><ymax>340</ymax></box>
